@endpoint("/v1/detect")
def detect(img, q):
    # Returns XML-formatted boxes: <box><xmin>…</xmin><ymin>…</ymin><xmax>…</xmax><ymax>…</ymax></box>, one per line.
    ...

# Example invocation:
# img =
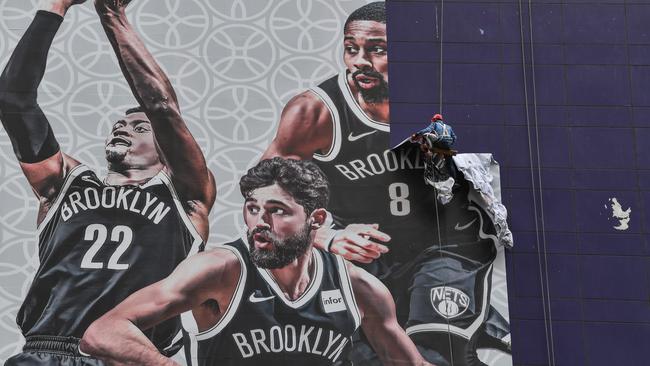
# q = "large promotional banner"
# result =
<box><xmin>0</xmin><ymin>1</ymin><xmax>512</xmax><ymax>365</ymax></box>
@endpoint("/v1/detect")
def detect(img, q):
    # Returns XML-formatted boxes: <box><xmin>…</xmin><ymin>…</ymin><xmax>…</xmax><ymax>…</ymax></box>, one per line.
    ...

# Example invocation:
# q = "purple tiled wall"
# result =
<box><xmin>388</xmin><ymin>1</ymin><xmax>650</xmax><ymax>365</ymax></box>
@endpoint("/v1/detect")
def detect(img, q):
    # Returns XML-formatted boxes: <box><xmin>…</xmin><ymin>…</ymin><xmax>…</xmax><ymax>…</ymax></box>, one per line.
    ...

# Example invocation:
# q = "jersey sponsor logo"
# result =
<box><xmin>321</xmin><ymin>289</ymin><xmax>346</xmax><ymax>313</ymax></box>
<box><xmin>454</xmin><ymin>218</ymin><xmax>477</xmax><ymax>231</ymax></box>
<box><xmin>347</xmin><ymin>130</ymin><xmax>377</xmax><ymax>141</ymax></box>
<box><xmin>334</xmin><ymin>146</ymin><xmax>425</xmax><ymax>181</ymax></box>
<box><xmin>232</xmin><ymin>325</ymin><xmax>348</xmax><ymax>362</ymax></box>
<box><xmin>59</xmin><ymin>186</ymin><xmax>171</xmax><ymax>224</ymax></box>
<box><xmin>249</xmin><ymin>291</ymin><xmax>275</xmax><ymax>303</ymax></box>
<box><xmin>430</xmin><ymin>286</ymin><xmax>470</xmax><ymax>319</ymax></box>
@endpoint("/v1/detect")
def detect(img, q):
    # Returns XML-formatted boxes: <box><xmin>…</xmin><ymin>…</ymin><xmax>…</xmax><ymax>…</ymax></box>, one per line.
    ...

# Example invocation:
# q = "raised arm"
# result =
<box><xmin>93</xmin><ymin>0</ymin><xmax>215</xmax><ymax>208</ymax></box>
<box><xmin>0</xmin><ymin>0</ymin><xmax>83</xmax><ymax>201</ymax></box>
<box><xmin>261</xmin><ymin>91</ymin><xmax>333</xmax><ymax>160</ymax></box>
<box><xmin>349</xmin><ymin>263</ymin><xmax>434</xmax><ymax>366</ymax></box>
<box><xmin>80</xmin><ymin>248</ymin><xmax>241</xmax><ymax>366</ymax></box>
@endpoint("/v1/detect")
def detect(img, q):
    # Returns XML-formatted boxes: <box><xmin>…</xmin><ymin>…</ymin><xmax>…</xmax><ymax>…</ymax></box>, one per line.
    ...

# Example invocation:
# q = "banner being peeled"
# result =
<box><xmin>0</xmin><ymin>1</ymin><xmax>512</xmax><ymax>365</ymax></box>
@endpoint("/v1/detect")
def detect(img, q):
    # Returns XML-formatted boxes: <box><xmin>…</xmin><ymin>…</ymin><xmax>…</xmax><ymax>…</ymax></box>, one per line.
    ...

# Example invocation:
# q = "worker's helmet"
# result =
<box><xmin>431</xmin><ymin>114</ymin><xmax>443</xmax><ymax>122</ymax></box>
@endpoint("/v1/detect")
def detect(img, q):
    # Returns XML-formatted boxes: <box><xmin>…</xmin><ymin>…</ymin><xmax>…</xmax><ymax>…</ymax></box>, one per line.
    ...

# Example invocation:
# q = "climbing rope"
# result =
<box><xmin>518</xmin><ymin>0</ymin><xmax>556</xmax><ymax>364</ymax></box>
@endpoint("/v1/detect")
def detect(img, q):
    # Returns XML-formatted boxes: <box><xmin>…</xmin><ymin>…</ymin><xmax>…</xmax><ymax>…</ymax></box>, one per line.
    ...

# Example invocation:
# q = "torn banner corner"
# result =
<box><xmin>452</xmin><ymin>153</ymin><xmax>514</xmax><ymax>248</ymax></box>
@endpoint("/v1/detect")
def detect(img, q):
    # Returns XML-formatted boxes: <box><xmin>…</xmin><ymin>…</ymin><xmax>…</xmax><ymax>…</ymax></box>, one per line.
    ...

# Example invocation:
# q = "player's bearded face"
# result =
<box><xmin>352</xmin><ymin>69</ymin><xmax>388</xmax><ymax>104</ymax></box>
<box><xmin>247</xmin><ymin>222</ymin><xmax>312</xmax><ymax>269</ymax></box>
<box><xmin>343</xmin><ymin>20</ymin><xmax>388</xmax><ymax>104</ymax></box>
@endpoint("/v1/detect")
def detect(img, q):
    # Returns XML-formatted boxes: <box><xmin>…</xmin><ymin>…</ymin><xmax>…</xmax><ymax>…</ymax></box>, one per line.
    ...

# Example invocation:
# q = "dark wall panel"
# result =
<box><xmin>389</xmin><ymin>0</ymin><xmax>650</xmax><ymax>365</ymax></box>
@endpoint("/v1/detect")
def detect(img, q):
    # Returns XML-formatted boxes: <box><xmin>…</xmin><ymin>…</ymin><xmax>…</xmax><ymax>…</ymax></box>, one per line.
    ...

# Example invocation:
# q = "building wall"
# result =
<box><xmin>388</xmin><ymin>1</ymin><xmax>650</xmax><ymax>365</ymax></box>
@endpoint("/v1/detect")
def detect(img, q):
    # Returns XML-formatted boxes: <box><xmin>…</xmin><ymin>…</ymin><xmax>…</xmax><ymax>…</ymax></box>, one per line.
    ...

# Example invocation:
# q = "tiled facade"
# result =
<box><xmin>388</xmin><ymin>1</ymin><xmax>650</xmax><ymax>365</ymax></box>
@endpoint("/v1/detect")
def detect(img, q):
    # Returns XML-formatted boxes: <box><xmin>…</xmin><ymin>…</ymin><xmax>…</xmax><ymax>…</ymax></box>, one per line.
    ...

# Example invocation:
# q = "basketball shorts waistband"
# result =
<box><xmin>23</xmin><ymin>335</ymin><xmax>82</xmax><ymax>356</ymax></box>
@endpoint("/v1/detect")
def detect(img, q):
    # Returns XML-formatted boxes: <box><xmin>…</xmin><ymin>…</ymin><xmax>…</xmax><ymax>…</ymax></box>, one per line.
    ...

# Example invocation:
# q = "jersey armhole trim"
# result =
<box><xmin>310</xmin><ymin>87</ymin><xmax>342</xmax><ymax>162</ymax></box>
<box><xmin>184</xmin><ymin>245</ymin><xmax>248</xmax><ymax>341</ymax></box>
<box><xmin>157</xmin><ymin>171</ymin><xmax>204</xmax><ymax>256</ymax></box>
<box><xmin>36</xmin><ymin>164</ymin><xmax>89</xmax><ymax>235</ymax></box>
<box><xmin>335</xmin><ymin>256</ymin><xmax>362</xmax><ymax>330</ymax></box>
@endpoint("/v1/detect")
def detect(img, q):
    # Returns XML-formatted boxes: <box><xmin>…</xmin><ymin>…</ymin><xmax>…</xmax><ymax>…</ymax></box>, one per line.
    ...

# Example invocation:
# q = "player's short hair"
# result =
<box><xmin>344</xmin><ymin>2</ymin><xmax>386</xmax><ymax>32</ymax></box>
<box><xmin>125</xmin><ymin>106</ymin><xmax>144</xmax><ymax>115</ymax></box>
<box><xmin>240</xmin><ymin>158</ymin><xmax>330</xmax><ymax>215</ymax></box>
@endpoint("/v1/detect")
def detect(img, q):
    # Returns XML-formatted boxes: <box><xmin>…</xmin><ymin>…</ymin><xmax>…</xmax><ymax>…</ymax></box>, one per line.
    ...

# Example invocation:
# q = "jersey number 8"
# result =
<box><xmin>389</xmin><ymin>182</ymin><xmax>411</xmax><ymax>216</ymax></box>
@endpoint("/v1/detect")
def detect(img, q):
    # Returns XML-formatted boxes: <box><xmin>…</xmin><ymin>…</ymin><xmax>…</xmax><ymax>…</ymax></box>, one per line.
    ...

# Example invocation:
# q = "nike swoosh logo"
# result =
<box><xmin>249</xmin><ymin>293</ymin><xmax>275</xmax><ymax>303</ymax></box>
<box><xmin>348</xmin><ymin>130</ymin><xmax>377</xmax><ymax>141</ymax></box>
<box><xmin>454</xmin><ymin>218</ymin><xmax>477</xmax><ymax>231</ymax></box>
<box><xmin>81</xmin><ymin>176</ymin><xmax>102</xmax><ymax>187</ymax></box>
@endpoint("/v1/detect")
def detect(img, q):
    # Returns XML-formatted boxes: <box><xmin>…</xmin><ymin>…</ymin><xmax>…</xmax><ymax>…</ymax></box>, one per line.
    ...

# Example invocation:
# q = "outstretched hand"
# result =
<box><xmin>328</xmin><ymin>224</ymin><xmax>390</xmax><ymax>264</ymax></box>
<box><xmin>94</xmin><ymin>0</ymin><xmax>133</xmax><ymax>13</ymax></box>
<box><xmin>38</xmin><ymin>0</ymin><xmax>88</xmax><ymax>16</ymax></box>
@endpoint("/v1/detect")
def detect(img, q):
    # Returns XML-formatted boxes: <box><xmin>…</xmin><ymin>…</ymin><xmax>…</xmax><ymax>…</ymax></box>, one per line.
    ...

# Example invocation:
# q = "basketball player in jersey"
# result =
<box><xmin>262</xmin><ymin>2</ymin><xmax>506</xmax><ymax>366</ymax></box>
<box><xmin>0</xmin><ymin>0</ymin><xmax>215</xmax><ymax>364</ymax></box>
<box><xmin>79</xmin><ymin>158</ymin><xmax>431</xmax><ymax>366</ymax></box>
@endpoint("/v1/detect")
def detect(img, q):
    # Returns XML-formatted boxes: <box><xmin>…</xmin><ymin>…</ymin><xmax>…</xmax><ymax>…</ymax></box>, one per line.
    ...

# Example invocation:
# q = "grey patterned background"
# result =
<box><xmin>0</xmin><ymin>1</ymin><xmax>510</xmax><ymax>364</ymax></box>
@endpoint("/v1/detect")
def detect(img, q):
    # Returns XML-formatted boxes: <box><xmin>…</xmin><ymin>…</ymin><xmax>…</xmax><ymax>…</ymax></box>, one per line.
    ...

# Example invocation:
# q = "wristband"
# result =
<box><xmin>324</xmin><ymin>229</ymin><xmax>340</xmax><ymax>253</ymax></box>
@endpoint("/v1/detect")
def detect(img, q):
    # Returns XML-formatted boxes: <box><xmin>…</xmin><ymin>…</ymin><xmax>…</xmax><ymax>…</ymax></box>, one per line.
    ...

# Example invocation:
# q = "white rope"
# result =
<box><xmin>518</xmin><ymin>0</ymin><xmax>556</xmax><ymax>364</ymax></box>
<box><xmin>527</xmin><ymin>0</ymin><xmax>556</xmax><ymax>363</ymax></box>
<box><xmin>433</xmin><ymin>1</ymin><xmax>454</xmax><ymax>364</ymax></box>
<box><xmin>438</xmin><ymin>0</ymin><xmax>444</xmax><ymax>112</ymax></box>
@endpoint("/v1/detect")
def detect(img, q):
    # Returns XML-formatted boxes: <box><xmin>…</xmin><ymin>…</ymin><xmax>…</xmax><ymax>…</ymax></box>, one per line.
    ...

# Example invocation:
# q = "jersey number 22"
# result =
<box><xmin>81</xmin><ymin>224</ymin><xmax>133</xmax><ymax>270</ymax></box>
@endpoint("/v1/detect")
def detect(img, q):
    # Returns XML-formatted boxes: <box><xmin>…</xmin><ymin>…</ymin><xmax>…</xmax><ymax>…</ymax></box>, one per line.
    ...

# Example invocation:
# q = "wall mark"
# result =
<box><xmin>609</xmin><ymin>198</ymin><xmax>631</xmax><ymax>231</ymax></box>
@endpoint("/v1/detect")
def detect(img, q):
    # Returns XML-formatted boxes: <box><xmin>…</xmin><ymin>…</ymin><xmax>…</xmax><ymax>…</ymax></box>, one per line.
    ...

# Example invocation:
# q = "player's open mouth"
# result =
<box><xmin>253</xmin><ymin>232</ymin><xmax>272</xmax><ymax>248</ymax></box>
<box><xmin>108</xmin><ymin>137</ymin><xmax>131</xmax><ymax>147</ymax></box>
<box><xmin>355</xmin><ymin>75</ymin><xmax>379</xmax><ymax>88</ymax></box>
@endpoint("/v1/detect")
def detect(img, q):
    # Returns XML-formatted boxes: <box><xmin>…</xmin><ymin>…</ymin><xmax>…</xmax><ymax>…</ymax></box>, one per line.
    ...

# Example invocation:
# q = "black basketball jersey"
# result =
<box><xmin>311</xmin><ymin>73</ymin><xmax>494</xmax><ymax>267</ymax></box>
<box><xmin>17</xmin><ymin>165</ymin><xmax>203</xmax><ymax>352</ymax></box>
<box><xmin>182</xmin><ymin>239</ymin><xmax>361</xmax><ymax>366</ymax></box>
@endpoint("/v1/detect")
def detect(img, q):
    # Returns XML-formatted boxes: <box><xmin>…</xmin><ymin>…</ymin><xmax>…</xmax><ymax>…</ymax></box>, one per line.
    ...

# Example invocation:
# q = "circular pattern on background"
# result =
<box><xmin>203</xmin><ymin>24</ymin><xmax>277</xmax><ymax>83</ymax></box>
<box><xmin>0</xmin><ymin>175</ymin><xmax>39</xmax><ymax>237</ymax></box>
<box><xmin>156</xmin><ymin>53</ymin><xmax>211</xmax><ymax>110</ymax></box>
<box><xmin>40</xmin><ymin>50</ymin><xmax>76</xmax><ymax>106</ymax></box>
<box><xmin>269</xmin><ymin>0</ymin><xmax>341</xmax><ymax>53</ymax></box>
<box><xmin>203</xmin><ymin>85</ymin><xmax>278</xmax><ymax>144</ymax></box>
<box><xmin>206</xmin><ymin>0</ymin><xmax>273</xmax><ymax>21</ymax></box>
<box><xmin>131</xmin><ymin>0</ymin><xmax>211</xmax><ymax>50</ymax></box>
<box><xmin>270</xmin><ymin>56</ymin><xmax>338</xmax><ymax>104</ymax></box>
<box><xmin>208</xmin><ymin>146</ymin><xmax>262</xmax><ymax>209</ymax></box>
<box><xmin>66</xmin><ymin>80</ymin><xmax>136</xmax><ymax>140</ymax></box>
<box><xmin>0</xmin><ymin>0</ymin><xmax>84</xmax><ymax>43</ymax></box>
<box><xmin>68</xmin><ymin>18</ymin><xmax>122</xmax><ymax>78</ymax></box>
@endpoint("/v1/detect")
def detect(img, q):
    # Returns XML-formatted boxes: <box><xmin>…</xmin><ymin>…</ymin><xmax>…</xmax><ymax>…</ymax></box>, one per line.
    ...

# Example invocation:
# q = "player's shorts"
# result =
<box><xmin>4</xmin><ymin>336</ymin><xmax>104</xmax><ymax>366</ymax></box>
<box><xmin>348</xmin><ymin>241</ymin><xmax>497</xmax><ymax>366</ymax></box>
<box><xmin>403</xmin><ymin>244</ymin><xmax>496</xmax><ymax>366</ymax></box>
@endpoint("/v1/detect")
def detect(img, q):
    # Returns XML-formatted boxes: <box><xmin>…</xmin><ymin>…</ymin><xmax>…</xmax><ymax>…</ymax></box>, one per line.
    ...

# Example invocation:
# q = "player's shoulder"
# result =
<box><xmin>344</xmin><ymin>261</ymin><xmax>393</xmax><ymax>319</ymax></box>
<box><xmin>202</xmin><ymin>245</ymin><xmax>243</xmax><ymax>268</ymax></box>
<box><xmin>345</xmin><ymin>261</ymin><xmax>386</xmax><ymax>296</ymax></box>
<box><xmin>181</xmin><ymin>245</ymin><xmax>242</xmax><ymax>277</ymax></box>
<box><xmin>284</xmin><ymin>89</ymin><xmax>327</xmax><ymax>114</ymax></box>
<box><xmin>170</xmin><ymin>246</ymin><xmax>243</xmax><ymax>294</ymax></box>
<box><xmin>278</xmin><ymin>89</ymin><xmax>331</xmax><ymax>130</ymax></box>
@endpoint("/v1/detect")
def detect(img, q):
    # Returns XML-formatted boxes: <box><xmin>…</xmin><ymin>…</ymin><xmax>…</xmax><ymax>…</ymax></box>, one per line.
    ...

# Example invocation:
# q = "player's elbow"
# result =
<box><xmin>80</xmin><ymin>317</ymin><xmax>116</xmax><ymax>358</ymax></box>
<box><xmin>141</xmin><ymin>97</ymin><xmax>180</xmax><ymax>119</ymax></box>
<box><xmin>0</xmin><ymin>88</ymin><xmax>35</xmax><ymax>114</ymax></box>
<box><xmin>0</xmin><ymin>74</ymin><xmax>26</xmax><ymax>112</ymax></box>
